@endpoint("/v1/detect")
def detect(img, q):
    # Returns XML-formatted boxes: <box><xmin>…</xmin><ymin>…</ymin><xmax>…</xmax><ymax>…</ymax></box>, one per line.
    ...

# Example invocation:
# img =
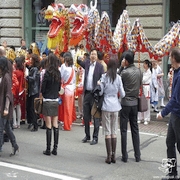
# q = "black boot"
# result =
<box><xmin>43</xmin><ymin>128</ymin><xmax>52</xmax><ymax>156</ymax></box>
<box><xmin>111</xmin><ymin>138</ymin><xmax>117</xmax><ymax>163</ymax></box>
<box><xmin>52</xmin><ymin>127</ymin><xmax>59</xmax><ymax>155</ymax></box>
<box><xmin>105</xmin><ymin>138</ymin><xmax>111</xmax><ymax>164</ymax></box>
<box><xmin>10</xmin><ymin>144</ymin><xmax>19</xmax><ymax>156</ymax></box>
<box><xmin>3</xmin><ymin>121</ymin><xmax>19</xmax><ymax>156</ymax></box>
<box><xmin>40</xmin><ymin>121</ymin><xmax>46</xmax><ymax>129</ymax></box>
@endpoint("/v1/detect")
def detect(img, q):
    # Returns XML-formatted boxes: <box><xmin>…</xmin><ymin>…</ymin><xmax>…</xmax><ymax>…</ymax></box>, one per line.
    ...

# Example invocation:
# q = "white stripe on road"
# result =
<box><xmin>128</xmin><ymin>130</ymin><xmax>159</xmax><ymax>137</ymax></box>
<box><xmin>0</xmin><ymin>162</ymin><xmax>81</xmax><ymax>180</ymax></box>
<box><xmin>73</xmin><ymin>123</ymin><xmax>165</xmax><ymax>137</ymax></box>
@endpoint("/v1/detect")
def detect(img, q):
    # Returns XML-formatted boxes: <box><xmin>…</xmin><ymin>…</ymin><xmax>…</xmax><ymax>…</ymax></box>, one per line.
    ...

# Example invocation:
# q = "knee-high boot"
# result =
<box><xmin>43</xmin><ymin>128</ymin><xmax>52</xmax><ymax>155</ymax></box>
<box><xmin>52</xmin><ymin>127</ymin><xmax>59</xmax><ymax>155</ymax></box>
<box><xmin>111</xmin><ymin>138</ymin><xmax>117</xmax><ymax>163</ymax></box>
<box><xmin>105</xmin><ymin>138</ymin><xmax>111</xmax><ymax>164</ymax></box>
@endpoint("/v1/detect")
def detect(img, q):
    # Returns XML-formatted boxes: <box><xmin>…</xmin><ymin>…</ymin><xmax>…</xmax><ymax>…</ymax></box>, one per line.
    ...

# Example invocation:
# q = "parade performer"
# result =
<box><xmin>44</xmin><ymin>3</ymin><xmax>70</xmax><ymax>53</ymax></box>
<box><xmin>138</xmin><ymin>60</ymin><xmax>152</xmax><ymax>125</ymax></box>
<box><xmin>156</xmin><ymin>59</ymin><xmax>166</xmax><ymax>108</ymax></box>
<box><xmin>59</xmin><ymin>55</ymin><xmax>76</xmax><ymax>131</ymax></box>
<box><xmin>151</xmin><ymin>61</ymin><xmax>159</xmax><ymax>112</ymax></box>
<box><xmin>74</xmin><ymin>44</ymin><xmax>86</xmax><ymax>112</ymax></box>
<box><xmin>13</xmin><ymin>57</ymin><xmax>25</xmax><ymax>129</ymax></box>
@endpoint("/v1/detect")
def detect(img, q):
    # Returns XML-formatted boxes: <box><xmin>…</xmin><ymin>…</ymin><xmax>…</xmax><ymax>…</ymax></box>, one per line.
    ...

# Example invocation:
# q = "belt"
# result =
<box><xmin>105</xmin><ymin>94</ymin><xmax>117</xmax><ymax>97</ymax></box>
<box><xmin>85</xmin><ymin>90</ymin><xmax>92</xmax><ymax>93</ymax></box>
<box><xmin>143</xmin><ymin>84</ymin><xmax>150</xmax><ymax>86</ymax></box>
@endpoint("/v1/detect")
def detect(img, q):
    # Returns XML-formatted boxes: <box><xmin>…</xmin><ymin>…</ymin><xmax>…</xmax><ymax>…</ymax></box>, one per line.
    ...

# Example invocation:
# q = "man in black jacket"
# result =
<box><xmin>120</xmin><ymin>50</ymin><xmax>142</xmax><ymax>162</ymax></box>
<box><xmin>77</xmin><ymin>49</ymin><xmax>104</xmax><ymax>145</ymax></box>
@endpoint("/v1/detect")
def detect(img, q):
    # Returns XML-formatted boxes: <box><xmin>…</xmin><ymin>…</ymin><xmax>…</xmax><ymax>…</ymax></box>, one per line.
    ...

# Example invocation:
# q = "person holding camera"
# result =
<box><xmin>77</xmin><ymin>49</ymin><xmax>104</xmax><ymax>145</ymax></box>
<box><xmin>119</xmin><ymin>50</ymin><xmax>142</xmax><ymax>163</ymax></box>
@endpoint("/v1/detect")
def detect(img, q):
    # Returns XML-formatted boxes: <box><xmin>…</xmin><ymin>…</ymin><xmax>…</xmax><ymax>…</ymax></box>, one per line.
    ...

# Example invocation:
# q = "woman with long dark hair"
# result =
<box><xmin>0</xmin><ymin>56</ymin><xmax>19</xmax><ymax>155</ymax></box>
<box><xmin>98</xmin><ymin>58</ymin><xmax>125</xmax><ymax>164</ymax></box>
<box><xmin>41</xmin><ymin>53</ymin><xmax>61</xmax><ymax>155</ymax></box>
<box><xmin>13</xmin><ymin>57</ymin><xmax>25</xmax><ymax>128</ymax></box>
<box><xmin>59</xmin><ymin>55</ymin><xmax>76</xmax><ymax>131</ymax></box>
<box><xmin>26</xmin><ymin>54</ymin><xmax>40</xmax><ymax>131</ymax></box>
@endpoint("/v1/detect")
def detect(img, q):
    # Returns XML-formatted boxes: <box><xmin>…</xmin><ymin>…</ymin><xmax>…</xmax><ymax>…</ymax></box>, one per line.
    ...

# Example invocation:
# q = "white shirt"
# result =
<box><xmin>60</xmin><ymin>63</ymin><xmax>66</xmax><ymax>77</ymax></box>
<box><xmin>61</xmin><ymin>65</ymin><xmax>76</xmax><ymax>91</ymax></box>
<box><xmin>86</xmin><ymin>61</ymin><xmax>96</xmax><ymax>91</ymax></box>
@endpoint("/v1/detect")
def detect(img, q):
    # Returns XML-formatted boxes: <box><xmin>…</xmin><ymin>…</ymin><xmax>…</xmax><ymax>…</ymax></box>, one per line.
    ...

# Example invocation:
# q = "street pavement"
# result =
<box><xmin>0</xmin><ymin>105</ymin><xmax>177</xmax><ymax>180</ymax></box>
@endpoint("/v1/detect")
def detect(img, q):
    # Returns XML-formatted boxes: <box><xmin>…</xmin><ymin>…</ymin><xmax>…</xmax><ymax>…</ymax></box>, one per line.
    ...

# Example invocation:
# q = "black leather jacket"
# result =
<box><xmin>27</xmin><ymin>67</ymin><xmax>40</xmax><ymax>96</ymax></box>
<box><xmin>121</xmin><ymin>64</ymin><xmax>142</xmax><ymax>106</ymax></box>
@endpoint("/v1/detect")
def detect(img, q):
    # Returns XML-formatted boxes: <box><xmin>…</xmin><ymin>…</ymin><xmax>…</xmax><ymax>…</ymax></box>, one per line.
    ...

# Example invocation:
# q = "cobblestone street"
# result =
<box><xmin>138</xmin><ymin>118</ymin><xmax>168</xmax><ymax>136</ymax></box>
<box><xmin>74</xmin><ymin>104</ymin><xmax>169</xmax><ymax>137</ymax></box>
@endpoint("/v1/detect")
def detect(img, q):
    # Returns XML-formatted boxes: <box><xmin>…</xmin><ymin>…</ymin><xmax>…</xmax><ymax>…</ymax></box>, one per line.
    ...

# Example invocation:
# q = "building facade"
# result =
<box><xmin>0</xmin><ymin>0</ymin><xmax>179</xmax><ymax>74</ymax></box>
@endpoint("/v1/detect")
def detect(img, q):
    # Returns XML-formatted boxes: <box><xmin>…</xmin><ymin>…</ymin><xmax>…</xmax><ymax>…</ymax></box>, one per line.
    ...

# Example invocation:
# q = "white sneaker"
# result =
<box><xmin>144</xmin><ymin>121</ymin><xmax>149</xmax><ymax>125</ymax></box>
<box><xmin>76</xmin><ymin>115</ymin><xmax>83</xmax><ymax>119</ymax></box>
<box><xmin>137</xmin><ymin>120</ymin><xmax>141</xmax><ymax>124</ymax></box>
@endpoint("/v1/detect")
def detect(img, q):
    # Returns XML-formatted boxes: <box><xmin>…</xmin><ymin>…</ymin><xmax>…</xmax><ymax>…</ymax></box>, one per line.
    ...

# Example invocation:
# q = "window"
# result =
<box><xmin>24</xmin><ymin>0</ymin><xmax>54</xmax><ymax>53</ymax></box>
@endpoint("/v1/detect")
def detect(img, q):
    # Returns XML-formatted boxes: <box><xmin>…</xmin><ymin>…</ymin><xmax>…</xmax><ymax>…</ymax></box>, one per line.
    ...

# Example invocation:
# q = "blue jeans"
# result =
<box><xmin>0</xmin><ymin>116</ymin><xmax>17</xmax><ymax>150</ymax></box>
<box><xmin>0</xmin><ymin>116</ymin><xmax>4</xmax><ymax>150</ymax></box>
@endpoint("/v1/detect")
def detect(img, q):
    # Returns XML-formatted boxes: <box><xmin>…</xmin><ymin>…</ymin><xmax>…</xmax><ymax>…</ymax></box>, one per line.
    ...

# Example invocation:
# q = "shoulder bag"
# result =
<box><xmin>34</xmin><ymin>97</ymin><xmax>43</xmax><ymax>114</ymax></box>
<box><xmin>138</xmin><ymin>86</ymin><xmax>148</xmax><ymax>112</ymax></box>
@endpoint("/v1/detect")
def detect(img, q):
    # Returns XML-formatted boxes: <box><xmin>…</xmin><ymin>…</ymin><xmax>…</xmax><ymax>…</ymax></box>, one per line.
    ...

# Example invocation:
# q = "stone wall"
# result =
<box><xmin>0</xmin><ymin>0</ymin><xmax>23</xmax><ymax>48</ymax></box>
<box><xmin>126</xmin><ymin>0</ymin><xmax>164</xmax><ymax>61</ymax></box>
<box><xmin>55</xmin><ymin>0</ymin><xmax>87</xmax><ymax>6</ymax></box>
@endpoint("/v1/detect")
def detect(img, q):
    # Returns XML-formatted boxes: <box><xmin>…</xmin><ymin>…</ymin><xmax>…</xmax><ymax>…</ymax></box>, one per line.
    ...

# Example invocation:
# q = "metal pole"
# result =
<box><xmin>24</xmin><ymin>0</ymin><xmax>32</xmax><ymax>48</ymax></box>
<box><xmin>162</xmin><ymin>0</ymin><xmax>170</xmax><ymax>79</ymax></box>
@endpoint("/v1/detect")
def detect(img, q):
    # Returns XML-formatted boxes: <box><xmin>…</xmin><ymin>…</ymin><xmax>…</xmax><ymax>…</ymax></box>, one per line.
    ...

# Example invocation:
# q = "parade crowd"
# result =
<box><xmin>0</xmin><ymin>39</ymin><xmax>180</xmax><ymax>180</ymax></box>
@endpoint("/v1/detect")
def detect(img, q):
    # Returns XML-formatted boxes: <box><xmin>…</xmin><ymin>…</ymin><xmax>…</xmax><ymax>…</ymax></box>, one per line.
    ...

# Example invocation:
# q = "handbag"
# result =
<box><xmin>91</xmin><ymin>102</ymin><xmax>101</xmax><ymax>118</ymax></box>
<box><xmin>138</xmin><ymin>94</ymin><xmax>148</xmax><ymax>112</ymax></box>
<box><xmin>34</xmin><ymin>98</ymin><xmax>43</xmax><ymax>114</ymax></box>
<box><xmin>91</xmin><ymin>85</ymin><xmax>104</xmax><ymax>117</ymax></box>
<box><xmin>59</xmin><ymin>68</ymin><xmax>74</xmax><ymax>95</ymax></box>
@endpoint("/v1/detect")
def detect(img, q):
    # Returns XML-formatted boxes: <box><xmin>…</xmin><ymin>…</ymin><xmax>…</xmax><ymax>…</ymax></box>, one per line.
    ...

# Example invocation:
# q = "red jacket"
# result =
<box><xmin>13</xmin><ymin>69</ymin><xmax>25</xmax><ymax>96</ymax></box>
<box><xmin>12</xmin><ymin>72</ymin><xmax>19</xmax><ymax>97</ymax></box>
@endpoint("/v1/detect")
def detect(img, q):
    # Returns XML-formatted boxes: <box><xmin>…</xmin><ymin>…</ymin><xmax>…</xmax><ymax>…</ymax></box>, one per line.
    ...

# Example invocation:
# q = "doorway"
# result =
<box><xmin>112</xmin><ymin>0</ymin><xmax>126</xmax><ymax>27</ymax></box>
<box><xmin>169</xmin><ymin>0</ymin><xmax>180</xmax><ymax>23</ymax></box>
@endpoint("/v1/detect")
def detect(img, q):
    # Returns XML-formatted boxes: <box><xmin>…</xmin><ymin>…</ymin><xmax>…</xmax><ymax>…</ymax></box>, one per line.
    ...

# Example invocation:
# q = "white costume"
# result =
<box><xmin>150</xmin><ymin>67</ymin><xmax>159</xmax><ymax>112</ymax></box>
<box><xmin>156</xmin><ymin>65</ymin><xmax>165</xmax><ymax>97</ymax></box>
<box><xmin>138</xmin><ymin>68</ymin><xmax>151</xmax><ymax>124</ymax></box>
<box><xmin>156</xmin><ymin>64</ymin><xmax>165</xmax><ymax>107</ymax></box>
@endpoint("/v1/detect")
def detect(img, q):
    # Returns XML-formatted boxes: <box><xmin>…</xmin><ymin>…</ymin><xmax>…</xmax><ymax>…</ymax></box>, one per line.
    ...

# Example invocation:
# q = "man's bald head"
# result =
<box><xmin>0</xmin><ymin>46</ymin><xmax>6</xmax><ymax>57</ymax></box>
